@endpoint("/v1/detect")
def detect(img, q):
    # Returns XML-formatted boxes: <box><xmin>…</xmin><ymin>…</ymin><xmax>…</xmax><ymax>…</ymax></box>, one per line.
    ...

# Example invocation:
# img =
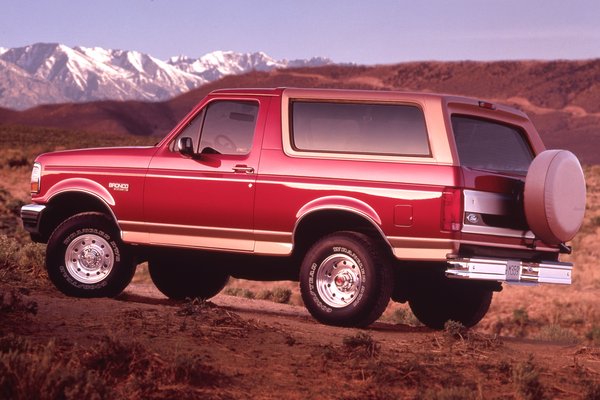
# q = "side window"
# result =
<box><xmin>199</xmin><ymin>100</ymin><xmax>259</xmax><ymax>155</ymax></box>
<box><xmin>171</xmin><ymin>100</ymin><xmax>259</xmax><ymax>155</ymax></box>
<box><xmin>290</xmin><ymin>101</ymin><xmax>430</xmax><ymax>157</ymax></box>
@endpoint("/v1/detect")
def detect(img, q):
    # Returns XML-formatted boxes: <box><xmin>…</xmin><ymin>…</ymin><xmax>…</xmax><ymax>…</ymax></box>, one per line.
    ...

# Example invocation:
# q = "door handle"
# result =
<box><xmin>232</xmin><ymin>165</ymin><xmax>255</xmax><ymax>174</ymax></box>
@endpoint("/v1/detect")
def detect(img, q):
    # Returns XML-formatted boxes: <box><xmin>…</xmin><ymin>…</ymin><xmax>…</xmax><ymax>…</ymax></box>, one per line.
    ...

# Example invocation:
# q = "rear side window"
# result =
<box><xmin>291</xmin><ymin>101</ymin><xmax>430</xmax><ymax>157</ymax></box>
<box><xmin>451</xmin><ymin>115</ymin><xmax>533</xmax><ymax>174</ymax></box>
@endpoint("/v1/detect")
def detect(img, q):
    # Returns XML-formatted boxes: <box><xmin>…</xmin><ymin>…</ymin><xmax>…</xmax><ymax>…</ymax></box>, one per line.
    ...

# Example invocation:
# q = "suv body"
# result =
<box><xmin>21</xmin><ymin>88</ymin><xmax>586</xmax><ymax>329</ymax></box>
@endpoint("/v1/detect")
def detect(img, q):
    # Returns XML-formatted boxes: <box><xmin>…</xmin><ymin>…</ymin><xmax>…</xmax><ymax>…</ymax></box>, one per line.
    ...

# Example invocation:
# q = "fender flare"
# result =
<box><xmin>42</xmin><ymin>178</ymin><xmax>116</xmax><ymax>207</ymax></box>
<box><xmin>293</xmin><ymin>196</ymin><xmax>390</xmax><ymax>248</ymax></box>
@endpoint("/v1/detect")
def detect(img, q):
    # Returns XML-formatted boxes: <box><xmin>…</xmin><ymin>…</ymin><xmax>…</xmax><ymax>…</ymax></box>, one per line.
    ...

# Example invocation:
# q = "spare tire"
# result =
<box><xmin>524</xmin><ymin>150</ymin><xmax>586</xmax><ymax>245</ymax></box>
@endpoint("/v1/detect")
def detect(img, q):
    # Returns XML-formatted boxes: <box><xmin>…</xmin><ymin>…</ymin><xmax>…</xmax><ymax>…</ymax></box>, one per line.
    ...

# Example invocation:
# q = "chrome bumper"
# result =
<box><xmin>446</xmin><ymin>256</ymin><xmax>572</xmax><ymax>285</ymax></box>
<box><xmin>20</xmin><ymin>204</ymin><xmax>46</xmax><ymax>237</ymax></box>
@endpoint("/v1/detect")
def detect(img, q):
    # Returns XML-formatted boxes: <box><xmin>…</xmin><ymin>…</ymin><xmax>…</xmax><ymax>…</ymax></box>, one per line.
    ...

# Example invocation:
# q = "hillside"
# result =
<box><xmin>1</xmin><ymin>59</ymin><xmax>599</xmax><ymax>163</ymax></box>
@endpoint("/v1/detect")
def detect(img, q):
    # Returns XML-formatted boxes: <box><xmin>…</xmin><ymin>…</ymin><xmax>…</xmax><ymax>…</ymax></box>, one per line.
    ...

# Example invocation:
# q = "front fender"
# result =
<box><xmin>41</xmin><ymin>178</ymin><xmax>115</xmax><ymax>207</ymax></box>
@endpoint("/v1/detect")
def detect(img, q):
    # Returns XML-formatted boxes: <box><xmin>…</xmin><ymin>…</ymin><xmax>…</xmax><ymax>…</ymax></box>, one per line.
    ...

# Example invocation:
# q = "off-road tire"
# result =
<box><xmin>46</xmin><ymin>212</ymin><xmax>136</xmax><ymax>298</ymax></box>
<box><xmin>299</xmin><ymin>231</ymin><xmax>393</xmax><ymax>327</ymax></box>
<box><xmin>148</xmin><ymin>256</ymin><xmax>229</xmax><ymax>300</ymax></box>
<box><xmin>408</xmin><ymin>280</ymin><xmax>493</xmax><ymax>330</ymax></box>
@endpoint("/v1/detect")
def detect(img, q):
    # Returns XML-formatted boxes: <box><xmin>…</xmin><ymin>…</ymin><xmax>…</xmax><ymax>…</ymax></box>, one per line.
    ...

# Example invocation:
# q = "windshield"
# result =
<box><xmin>451</xmin><ymin>115</ymin><xmax>534</xmax><ymax>174</ymax></box>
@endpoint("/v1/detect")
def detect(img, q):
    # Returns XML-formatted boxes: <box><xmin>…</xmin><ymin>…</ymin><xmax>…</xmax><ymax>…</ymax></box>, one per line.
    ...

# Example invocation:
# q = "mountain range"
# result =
<box><xmin>0</xmin><ymin>46</ymin><xmax>599</xmax><ymax>163</ymax></box>
<box><xmin>0</xmin><ymin>43</ymin><xmax>331</xmax><ymax>110</ymax></box>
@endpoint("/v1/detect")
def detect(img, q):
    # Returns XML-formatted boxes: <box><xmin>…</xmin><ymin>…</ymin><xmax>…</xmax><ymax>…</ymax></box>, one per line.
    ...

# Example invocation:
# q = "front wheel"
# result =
<box><xmin>299</xmin><ymin>231</ymin><xmax>393</xmax><ymax>327</ymax></box>
<box><xmin>46</xmin><ymin>212</ymin><xmax>136</xmax><ymax>298</ymax></box>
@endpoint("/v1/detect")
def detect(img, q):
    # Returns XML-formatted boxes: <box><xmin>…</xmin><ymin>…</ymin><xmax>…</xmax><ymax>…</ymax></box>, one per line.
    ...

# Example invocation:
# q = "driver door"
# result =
<box><xmin>143</xmin><ymin>96</ymin><xmax>269</xmax><ymax>252</ymax></box>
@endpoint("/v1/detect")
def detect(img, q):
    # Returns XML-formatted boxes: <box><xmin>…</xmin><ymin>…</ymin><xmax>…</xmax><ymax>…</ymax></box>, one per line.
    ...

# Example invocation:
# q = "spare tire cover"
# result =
<box><xmin>524</xmin><ymin>150</ymin><xmax>586</xmax><ymax>245</ymax></box>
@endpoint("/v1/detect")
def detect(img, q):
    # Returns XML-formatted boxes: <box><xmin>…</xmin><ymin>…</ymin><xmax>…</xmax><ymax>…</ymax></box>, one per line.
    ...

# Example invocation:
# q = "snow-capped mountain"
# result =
<box><xmin>167</xmin><ymin>50</ymin><xmax>329</xmax><ymax>82</ymax></box>
<box><xmin>0</xmin><ymin>43</ymin><xmax>331</xmax><ymax>110</ymax></box>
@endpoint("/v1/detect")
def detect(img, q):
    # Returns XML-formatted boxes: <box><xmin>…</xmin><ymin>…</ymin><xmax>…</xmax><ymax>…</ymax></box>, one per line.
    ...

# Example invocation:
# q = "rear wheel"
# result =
<box><xmin>408</xmin><ymin>280</ymin><xmax>492</xmax><ymax>330</ymax></box>
<box><xmin>299</xmin><ymin>231</ymin><xmax>393</xmax><ymax>327</ymax></box>
<box><xmin>46</xmin><ymin>212</ymin><xmax>136</xmax><ymax>298</ymax></box>
<box><xmin>148</xmin><ymin>256</ymin><xmax>229</xmax><ymax>300</ymax></box>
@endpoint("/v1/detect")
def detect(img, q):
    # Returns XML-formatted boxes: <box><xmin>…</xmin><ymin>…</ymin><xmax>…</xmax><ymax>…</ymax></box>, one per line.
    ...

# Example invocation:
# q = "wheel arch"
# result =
<box><xmin>38</xmin><ymin>190</ymin><xmax>119</xmax><ymax>243</ymax></box>
<box><xmin>292</xmin><ymin>197</ymin><xmax>393</xmax><ymax>260</ymax></box>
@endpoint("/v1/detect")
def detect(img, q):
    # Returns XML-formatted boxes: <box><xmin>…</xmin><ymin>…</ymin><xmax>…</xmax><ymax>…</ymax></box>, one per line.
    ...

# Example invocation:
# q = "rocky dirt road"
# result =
<box><xmin>2</xmin><ymin>280</ymin><xmax>599</xmax><ymax>400</ymax></box>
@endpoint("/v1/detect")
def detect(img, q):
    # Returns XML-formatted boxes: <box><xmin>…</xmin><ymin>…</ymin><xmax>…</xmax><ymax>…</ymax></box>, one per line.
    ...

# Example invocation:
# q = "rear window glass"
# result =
<box><xmin>451</xmin><ymin>115</ymin><xmax>533</xmax><ymax>174</ymax></box>
<box><xmin>291</xmin><ymin>101</ymin><xmax>430</xmax><ymax>157</ymax></box>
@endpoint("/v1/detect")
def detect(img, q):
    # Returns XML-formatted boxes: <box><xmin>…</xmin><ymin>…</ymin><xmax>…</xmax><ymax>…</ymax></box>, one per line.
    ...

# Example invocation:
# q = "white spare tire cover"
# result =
<box><xmin>524</xmin><ymin>150</ymin><xmax>586</xmax><ymax>245</ymax></box>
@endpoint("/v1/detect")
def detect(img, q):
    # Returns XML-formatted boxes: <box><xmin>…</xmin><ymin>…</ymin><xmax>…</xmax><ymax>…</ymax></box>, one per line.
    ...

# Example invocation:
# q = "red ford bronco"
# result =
<box><xmin>21</xmin><ymin>88</ymin><xmax>586</xmax><ymax>329</ymax></box>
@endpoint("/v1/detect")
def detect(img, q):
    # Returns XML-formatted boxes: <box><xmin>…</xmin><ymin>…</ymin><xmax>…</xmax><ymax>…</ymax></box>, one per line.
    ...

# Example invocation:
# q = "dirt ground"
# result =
<box><xmin>2</xmin><ymin>275</ymin><xmax>599</xmax><ymax>400</ymax></box>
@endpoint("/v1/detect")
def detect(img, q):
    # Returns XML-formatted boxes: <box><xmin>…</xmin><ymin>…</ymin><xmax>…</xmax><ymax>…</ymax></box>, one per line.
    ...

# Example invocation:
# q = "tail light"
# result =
<box><xmin>441</xmin><ymin>188</ymin><xmax>463</xmax><ymax>232</ymax></box>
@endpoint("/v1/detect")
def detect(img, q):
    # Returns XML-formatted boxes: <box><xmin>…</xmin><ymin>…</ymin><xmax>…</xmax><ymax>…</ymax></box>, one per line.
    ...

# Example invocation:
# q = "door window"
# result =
<box><xmin>172</xmin><ymin>100</ymin><xmax>259</xmax><ymax>155</ymax></box>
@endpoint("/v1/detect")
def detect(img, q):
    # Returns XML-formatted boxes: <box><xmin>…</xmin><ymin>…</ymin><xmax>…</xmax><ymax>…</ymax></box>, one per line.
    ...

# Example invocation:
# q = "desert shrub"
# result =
<box><xmin>270</xmin><ymin>287</ymin><xmax>292</xmax><ymax>304</ymax></box>
<box><xmin>0</xmin><ymin>335</ymin><xmax>30</xmax><ymax>354</ymax></box>
<box><xmin>0</xmin><ymin>337</ymin><xmax>110</xmax><ymax>400</ymax></box>
<box><xmin>0</xmin><ymin>149</ymin><xmax>29</xmax><ymax>169</ymax></box>
<box><xmin>0</xmin><ymin>234</ymin><xmax>46</xmax><ymax>282</ymax></box>
<box><xmin>81</xmin><ymin>335</ymin><xmax>171</xmax><ymax>398</ymax></box>
<box><xmin>176</xmin><ymin>297</ymin><xmax>216</xmax><ymax>317</ymax></box>
<box><xmin>82</xmin><ymin>336</ymin><xmax>148</xmax><ymax>379</ymax></box>
<box><xmin>535</xmin><ymin>324</ymin><xmax>579</xmax><ymax>344</ymax></box>
<box><xmin>342</xmin><ymin>332</ymin><xmax>380</xmax><ymax>358</ymax></box>
<box><xmin>173</xmin><ymin>355</ymin><xmax>229</xmax><ymax>387</ymax></box>
<box><xmin>513</xmin><ymin>307</ymin><xmax>530</xmax><ymax>326</ymax></box>
<box><xmin>388</xmin><ymin>307</ymin><xmax>422</xmax><ymax>326</ymax></box>
<box><xmin>256</xmin><ymin>287</ymin><xmax>292</xmax><ymax>304</ymax></box>
<box><xmin>512</xmin><ymin>355</ymin><xmax>545</xmax><ymax>400</ymax></box>
<box><xmin>0</xmin><ymin>289</ymin><xmax>38</xmax><ymax>316</ymax></box>
<box><xmin>0</xmin><ymin>187</ymin><xmax>26</xmax><ymax>239</ymax></box>
<box><xmin>444</xmin><ymin>320</ymin><xmax>468</xmax><ymax>340</ymax></box>
<box><xmin>0</xmin><ymin>234</ymin><xmax>20</xmax><ymax>269</ymax></box>
<box><xmin>16</xmin><ymin>242</ymin><xmax>46</xmax><ymax>274</ymax></box>
<box><xmin>512</xmin><ymin>307</ymin><xmax>530</xmax><ymax>337</ymax></box>
<box><xmin>585</xmin><ymin>325</ymin><xmax>600</xmax><ymax>344</ymax></box>
<box><xmin>583</xmin><ymin>381</ymin><xmax>600</xmax><ymax>400</ymax></box>
<box><xmin>224</xmin><ymin>287</ymin><xmax>256</xmax><ymax>299</ymax></box>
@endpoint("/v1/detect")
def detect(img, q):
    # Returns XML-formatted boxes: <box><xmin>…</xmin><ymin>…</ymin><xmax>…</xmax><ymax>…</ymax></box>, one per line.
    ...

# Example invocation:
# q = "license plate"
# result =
<box><xmin>506</xmin><ymin>260</ymin><xmax>521</xmax><ymax>281</ymax></box>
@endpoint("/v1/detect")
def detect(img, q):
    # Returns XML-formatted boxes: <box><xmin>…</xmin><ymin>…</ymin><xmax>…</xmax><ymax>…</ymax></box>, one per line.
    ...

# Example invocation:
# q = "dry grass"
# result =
<box><xmin>0</xmin><ymin>332</ymin><xmax>233</xmax><ymax>399</ymax></box>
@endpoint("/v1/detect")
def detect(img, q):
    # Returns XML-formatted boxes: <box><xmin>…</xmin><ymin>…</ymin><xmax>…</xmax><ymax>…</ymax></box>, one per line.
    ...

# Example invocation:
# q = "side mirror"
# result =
<box><xmin>177</xmin><ymin>137</ymin><xmax>195</xmax><ymax>157</ymax></box>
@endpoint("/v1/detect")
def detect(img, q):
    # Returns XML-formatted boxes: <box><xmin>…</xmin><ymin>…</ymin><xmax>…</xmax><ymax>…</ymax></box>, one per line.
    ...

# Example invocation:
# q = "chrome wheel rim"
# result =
<box><xmin>64</xmin><ymin>234</ymin><xmax>114</xmax><ymax>284</ymax></box>
<box><xmin>316</xmin><ymin>253</ymin><xmax>362</xmax><ymax>308</ymax></box>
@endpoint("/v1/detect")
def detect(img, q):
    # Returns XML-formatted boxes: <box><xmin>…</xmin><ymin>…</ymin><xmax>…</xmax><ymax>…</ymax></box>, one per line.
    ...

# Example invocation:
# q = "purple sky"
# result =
<box><xmin>2</xmin><ymin>0</ymin><xmax>599</xmax><ymax>63</ymax></box>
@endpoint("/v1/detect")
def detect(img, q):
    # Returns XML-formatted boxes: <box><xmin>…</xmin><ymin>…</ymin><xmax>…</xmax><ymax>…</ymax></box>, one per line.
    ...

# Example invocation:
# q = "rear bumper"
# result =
<box><xmin>446</xmin><ymin>256</ymin><xmax>572</xmax><ymax>285</ymax></box>
<box><xmin>20</xmin><ymin>204</ymin><xmax>46</xmax><ymax>239</ymax></box>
